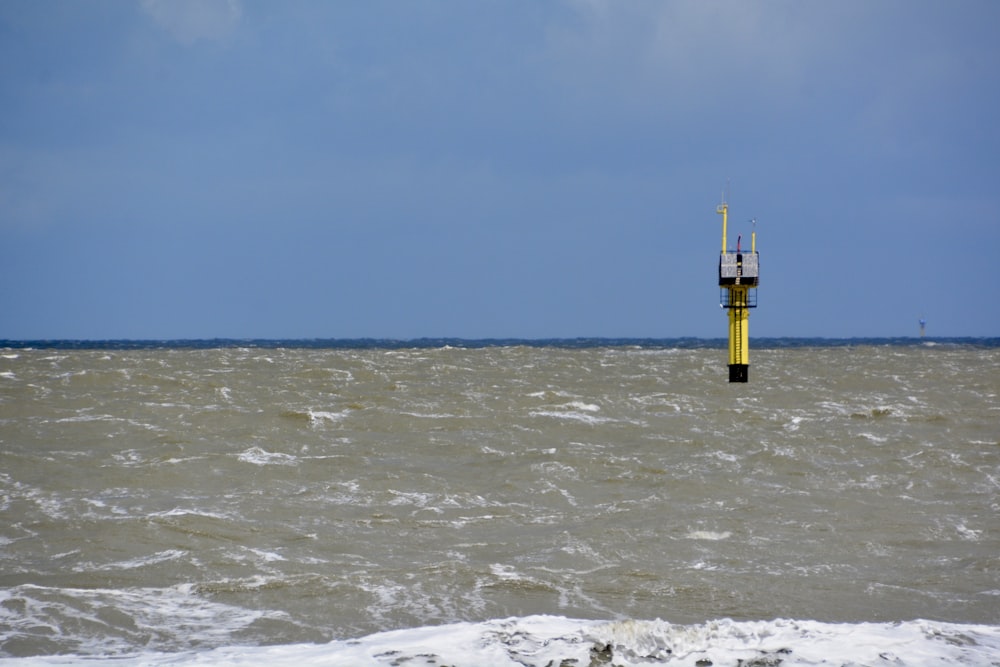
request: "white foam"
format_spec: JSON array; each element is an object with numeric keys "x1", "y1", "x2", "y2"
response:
[
  {"x1": 0, "y1": 583, "x2": 288, "y2": 659},
  {"x1": 690, "y1": 560, "x2": 719, "y2": 571},
  {"x1": 400, "y1": 411, "x2": 460, "y2": 419},
  {"x1": 684, "y1": 530, "x2": 732, "y2": 541},
  {"x1": 489, "y1": 563, "x2": 521, "y2": 580},
  {"x1": 111, "y1": 449, "x2": 145, "y2": 467},
  {"x1": 955, "y1": 521, "x2": 983, "y2": 541},
  {"x1": 149, "y1": 508, "x2": 233, "y2": 521},
  {"x1": 307, "y1": 409, "x2": 348, "y2": 426},
  {"x1": 237, "y1": 446, "x2": 298, "y2": 466},
  {"x1": 7, "y1": 615, "x2": 1000, "y2": 666},
  {"x1": 529, "y1": 408, "x2": 612, "y2": 425},
  {"x1": 54, "y1": 412, "x2": 117, "y2": 424},
  {"x1": 783, "y1": 415, "x2": 804, "y2": 431},
  {"x1": 526, "y1": 390, "x2": 576, "y2": 399},
  {"x1": 89, "y1": 549, "x2": 186, "y2": 572},
  {"x1": 244, "y1": 547, "x2": 287, "y2": 563}
]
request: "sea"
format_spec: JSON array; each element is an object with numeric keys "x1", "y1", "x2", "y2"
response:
[{"x1": 1, "y1": 338, "x2": 998, "y2": 666}]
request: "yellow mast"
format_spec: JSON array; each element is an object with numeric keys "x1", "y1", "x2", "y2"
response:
[{"x1": 717, "y1": 201, "x2": 728, "y2": 254}]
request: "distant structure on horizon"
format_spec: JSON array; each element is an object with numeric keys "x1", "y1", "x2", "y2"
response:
[
  {"x1": 717, "y1": 199, "x2": 759, "y2": 382},
  {"x1": 919, "y1": 317, "x2": 927, "y2": 338}
]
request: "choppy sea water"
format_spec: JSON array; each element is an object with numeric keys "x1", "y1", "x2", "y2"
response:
[{"x1": 1, "y1": 339, "x2": 998, "y2": 666}]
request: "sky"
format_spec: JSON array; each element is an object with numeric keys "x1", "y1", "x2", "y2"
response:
[{"x1": 2, "y1": 0, "x2": 998, "y2": 340}]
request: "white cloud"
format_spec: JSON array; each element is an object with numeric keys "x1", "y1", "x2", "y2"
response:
[
  {"x1": 548, "y1": 1, "x2": 866, "y2": 109},
  {"x1": 141, "y1": 0, "x2": 242, "y2": 45}
]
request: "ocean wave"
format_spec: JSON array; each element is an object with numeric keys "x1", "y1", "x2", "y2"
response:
[
  {"x1": 236, "y1": 446, "x2": 298, "y2": 466},
  {"x1": 684, "y1": 530, "x2": 732, "y2": 541},
  {"x1": 0, "y1": 583, "x2": 289, "y2": 659},
  {"x1": 4, "y1": 615, "x2": 999, "y2": 666},
  {"x1": 279, "y1": 409, "x2": 350, "y2": 428}
]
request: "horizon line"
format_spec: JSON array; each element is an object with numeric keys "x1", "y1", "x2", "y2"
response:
[{"x1": 2, "y1": 336, "x2": 997, "y2": 351}]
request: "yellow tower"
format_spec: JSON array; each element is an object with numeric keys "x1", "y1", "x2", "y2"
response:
[{"x1": 717, "y1": 200, "x2": 759, "y2": 382}]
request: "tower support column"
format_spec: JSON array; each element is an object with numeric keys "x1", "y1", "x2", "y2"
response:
[{"x1": 727, "y1": 286, "x2": 750, "y2": 382}]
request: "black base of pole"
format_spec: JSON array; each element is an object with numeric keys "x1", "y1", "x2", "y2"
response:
[{"x1": 728, "y1": 364, "x2": 749, "y2": 383}]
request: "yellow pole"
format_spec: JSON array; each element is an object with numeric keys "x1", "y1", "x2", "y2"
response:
[
  {"x1": 717, "y1": 203, "x2": 728, "y2": 253},
  {"x1": 727, "y1": 286, "x2": 749, "y2": 371}
]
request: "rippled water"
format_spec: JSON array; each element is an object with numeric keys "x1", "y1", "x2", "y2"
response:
[{"x1": 1, "y1": 342, "x2": 998, "y2": 662}]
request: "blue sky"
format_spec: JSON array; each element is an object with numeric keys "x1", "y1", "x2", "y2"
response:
[{"x1": 2, "y1": 1, "x2": 998, "y2": 339}]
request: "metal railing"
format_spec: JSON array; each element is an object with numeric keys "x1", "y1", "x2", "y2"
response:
[{"x1": 720, "y1": 287, "x2": 758, "y2": 309}]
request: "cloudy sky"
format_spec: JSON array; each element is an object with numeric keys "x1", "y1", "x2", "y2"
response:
[{"x1": 2, "y1": 1, "x2": 998, "y2": 339}]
